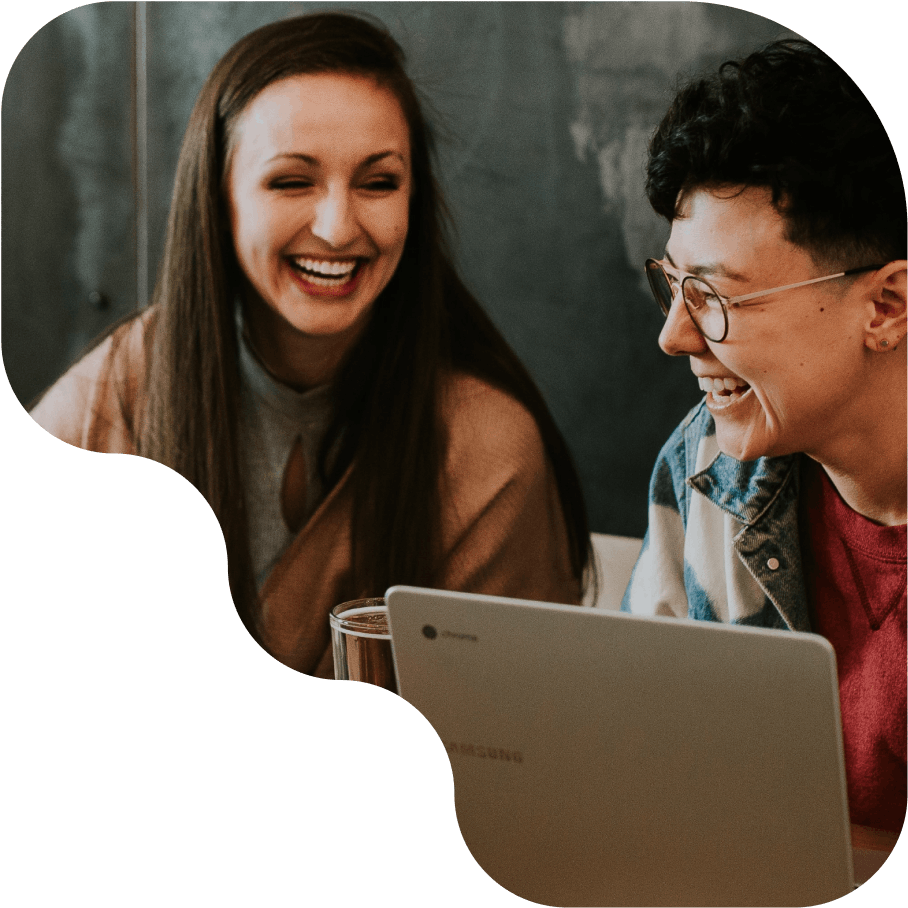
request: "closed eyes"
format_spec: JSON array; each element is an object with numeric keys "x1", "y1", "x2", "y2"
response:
[
  {"x1": 267, "y1": 174, "x2": 402, "y2": 192},
  {"x1": 269, "y1": 177, "x2": 314, "y2": 190},
  {"x1": 361, "y1": 175, "x2": 401, "y2": 191}
]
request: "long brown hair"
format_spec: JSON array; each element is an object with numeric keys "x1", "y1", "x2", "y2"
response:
[{"x1": 138, "y1": 12, "x2": 592, "y2": 635}]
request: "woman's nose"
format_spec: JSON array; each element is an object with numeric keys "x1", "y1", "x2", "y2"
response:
[
  {"x1": 658, "y1": 290, "x2": 709, "y2": 356},
  {"x1": 311, "y1": 188, "x2": 357, "y2": 248}
]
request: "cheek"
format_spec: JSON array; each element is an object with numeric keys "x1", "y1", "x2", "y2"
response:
[
  {"x1": 231, "y1": 201, "x2": 258, "y2": 258},
  {"x1": 749, "y1": 365, "x2": 816, "y2": 429},
  {"x1": 375, "y1": 201, "x2": 410, "y2": 255},
  {"x1": 231, "y1": 215, "x2": 286, "y2": 293},
  {"x1": 230, "y1": 186, "x2": 282, "y2": 250}
]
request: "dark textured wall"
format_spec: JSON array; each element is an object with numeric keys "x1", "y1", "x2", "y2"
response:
[
  {"x1": 2, "y1": 2, "x2": 793, "y2": 536},
  {"x1": 2, "y1": 3, "x2": 136, "y2": 401}
]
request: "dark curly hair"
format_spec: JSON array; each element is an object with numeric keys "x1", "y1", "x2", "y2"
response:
[{"x1": 646, "y1": 40, "x2": 906, "y2": 269}]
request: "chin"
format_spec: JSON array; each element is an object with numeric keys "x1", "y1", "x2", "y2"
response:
[
  {"x1": 713, "y1": 421, "x2": 771, "y2": 463},
  {"x1": 282, "y1": 303, "x2": 368, "y2": 339},
  {"x1": 715, "y1": 428, "x2": 793, "y2": 463},
  {"x1": 716, "y1": 443, "x2": 762, "y2": 463},
  {"x1": 711, "y1": 396, "x2": 797, "y2": 462}
]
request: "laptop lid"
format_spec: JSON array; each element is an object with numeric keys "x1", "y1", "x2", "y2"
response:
[{"x1": 386, "y1": 586, "x2": 854, "y2": 907}]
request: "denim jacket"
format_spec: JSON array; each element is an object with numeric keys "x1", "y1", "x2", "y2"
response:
[{"x1": 622, "y1": 400, "x2": 812, "y2": 632}]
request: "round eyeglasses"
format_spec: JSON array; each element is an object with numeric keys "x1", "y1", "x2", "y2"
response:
[{"x1": 644, "y1": 258, "x2": 885, "y2": 343}]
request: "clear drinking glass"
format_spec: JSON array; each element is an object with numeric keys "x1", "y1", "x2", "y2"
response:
[{"x1": 329, "y1": 598, "x2": 397, "y2": 692}]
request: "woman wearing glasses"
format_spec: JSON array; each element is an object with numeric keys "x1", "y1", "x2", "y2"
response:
[
  {"x1": 624, "y1": 42, "x2": 906, "y2": 837},
  {"x1": 30, "y1": 13, "x2": 590, "y2": 675}
]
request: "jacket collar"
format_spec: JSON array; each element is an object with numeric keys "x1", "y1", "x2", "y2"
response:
[
  {"x1": 688, "y1": 450, "x2": 799, "y2": 526},
  {"x1": 687, "y1": 432, "x2": 808, "y2": 632}
]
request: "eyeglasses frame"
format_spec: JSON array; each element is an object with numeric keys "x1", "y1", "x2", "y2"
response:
[{"x1": 645, "y1": 258, "x2": 885, "y2": 343}]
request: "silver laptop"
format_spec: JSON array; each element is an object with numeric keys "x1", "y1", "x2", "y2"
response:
[{"x1": 386, "y1": 585, "x2": 856, "y2": 907}]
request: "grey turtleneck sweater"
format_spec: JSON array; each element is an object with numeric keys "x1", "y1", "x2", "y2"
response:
[{"x1": 237, "y1": 332, "x2": 334, "y2": 589}]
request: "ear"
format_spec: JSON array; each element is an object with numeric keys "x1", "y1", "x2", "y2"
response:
[{"x1": 864, "y1": 260, "x2": 907, "y2": 353}]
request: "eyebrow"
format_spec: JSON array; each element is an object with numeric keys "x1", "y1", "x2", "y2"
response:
[
  {"x1": 664, "y1": 249, "x2": 750, "y2": 283},
  {"x1": 266, "y1": 150, "x2": 407, "y2": 167}
]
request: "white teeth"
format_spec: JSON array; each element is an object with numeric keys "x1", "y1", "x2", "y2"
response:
[
  {"x1": 293, "y1": 257, "x2": 357, "y2": 277},
  {"x1": 697, "y1": 375, "x2": 750, "y2": 410},
  {"x1": 697, "y1": 375, "x2": 748, "y2": 393},
  {"x1": 708, "y1": 388, "x2": 747, "y2": 410},
  {"x1": 697, "y1": 375, "x2": 751, "y2": 409},
  {"x1": 302, "y1": 272, "x2": 349, "y2": 289}
]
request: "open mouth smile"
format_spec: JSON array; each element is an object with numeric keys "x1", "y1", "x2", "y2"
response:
[
  {"x1": 288, "y1": 256, "x2": 364, "y2": 293},
  {"x1": 698, "y1": 375, "x2": 752, "y2": 410}
]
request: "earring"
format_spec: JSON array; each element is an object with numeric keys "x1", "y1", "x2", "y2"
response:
[{"x1": 881, "y1": 339, "x2": 889, "y2": 348}]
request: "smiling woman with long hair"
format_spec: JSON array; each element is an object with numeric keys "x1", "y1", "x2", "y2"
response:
[{"x1": 31, "y1": 12, "x2": 592, "y2": 675}]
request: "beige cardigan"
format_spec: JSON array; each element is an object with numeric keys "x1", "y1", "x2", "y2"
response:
[{"x1": 31, "y1": 316, "x2": 581, "y2": 675}]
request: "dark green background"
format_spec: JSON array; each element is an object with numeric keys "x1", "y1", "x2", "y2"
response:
[
  {"x1": 0, "y1": 0, "x2": 908, "y2": 908},
  {"x1": 2, "y1": 2, "x2": 793, "y2": 535}
]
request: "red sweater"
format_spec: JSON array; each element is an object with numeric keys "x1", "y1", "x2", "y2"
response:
[{"x1": 799, "y1": 462, "x2": 906, "y2": 834}]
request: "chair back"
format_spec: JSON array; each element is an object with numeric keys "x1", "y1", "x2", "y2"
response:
[{"x1": 584, "y1": 533, "x2": 643, "y2": 609}]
